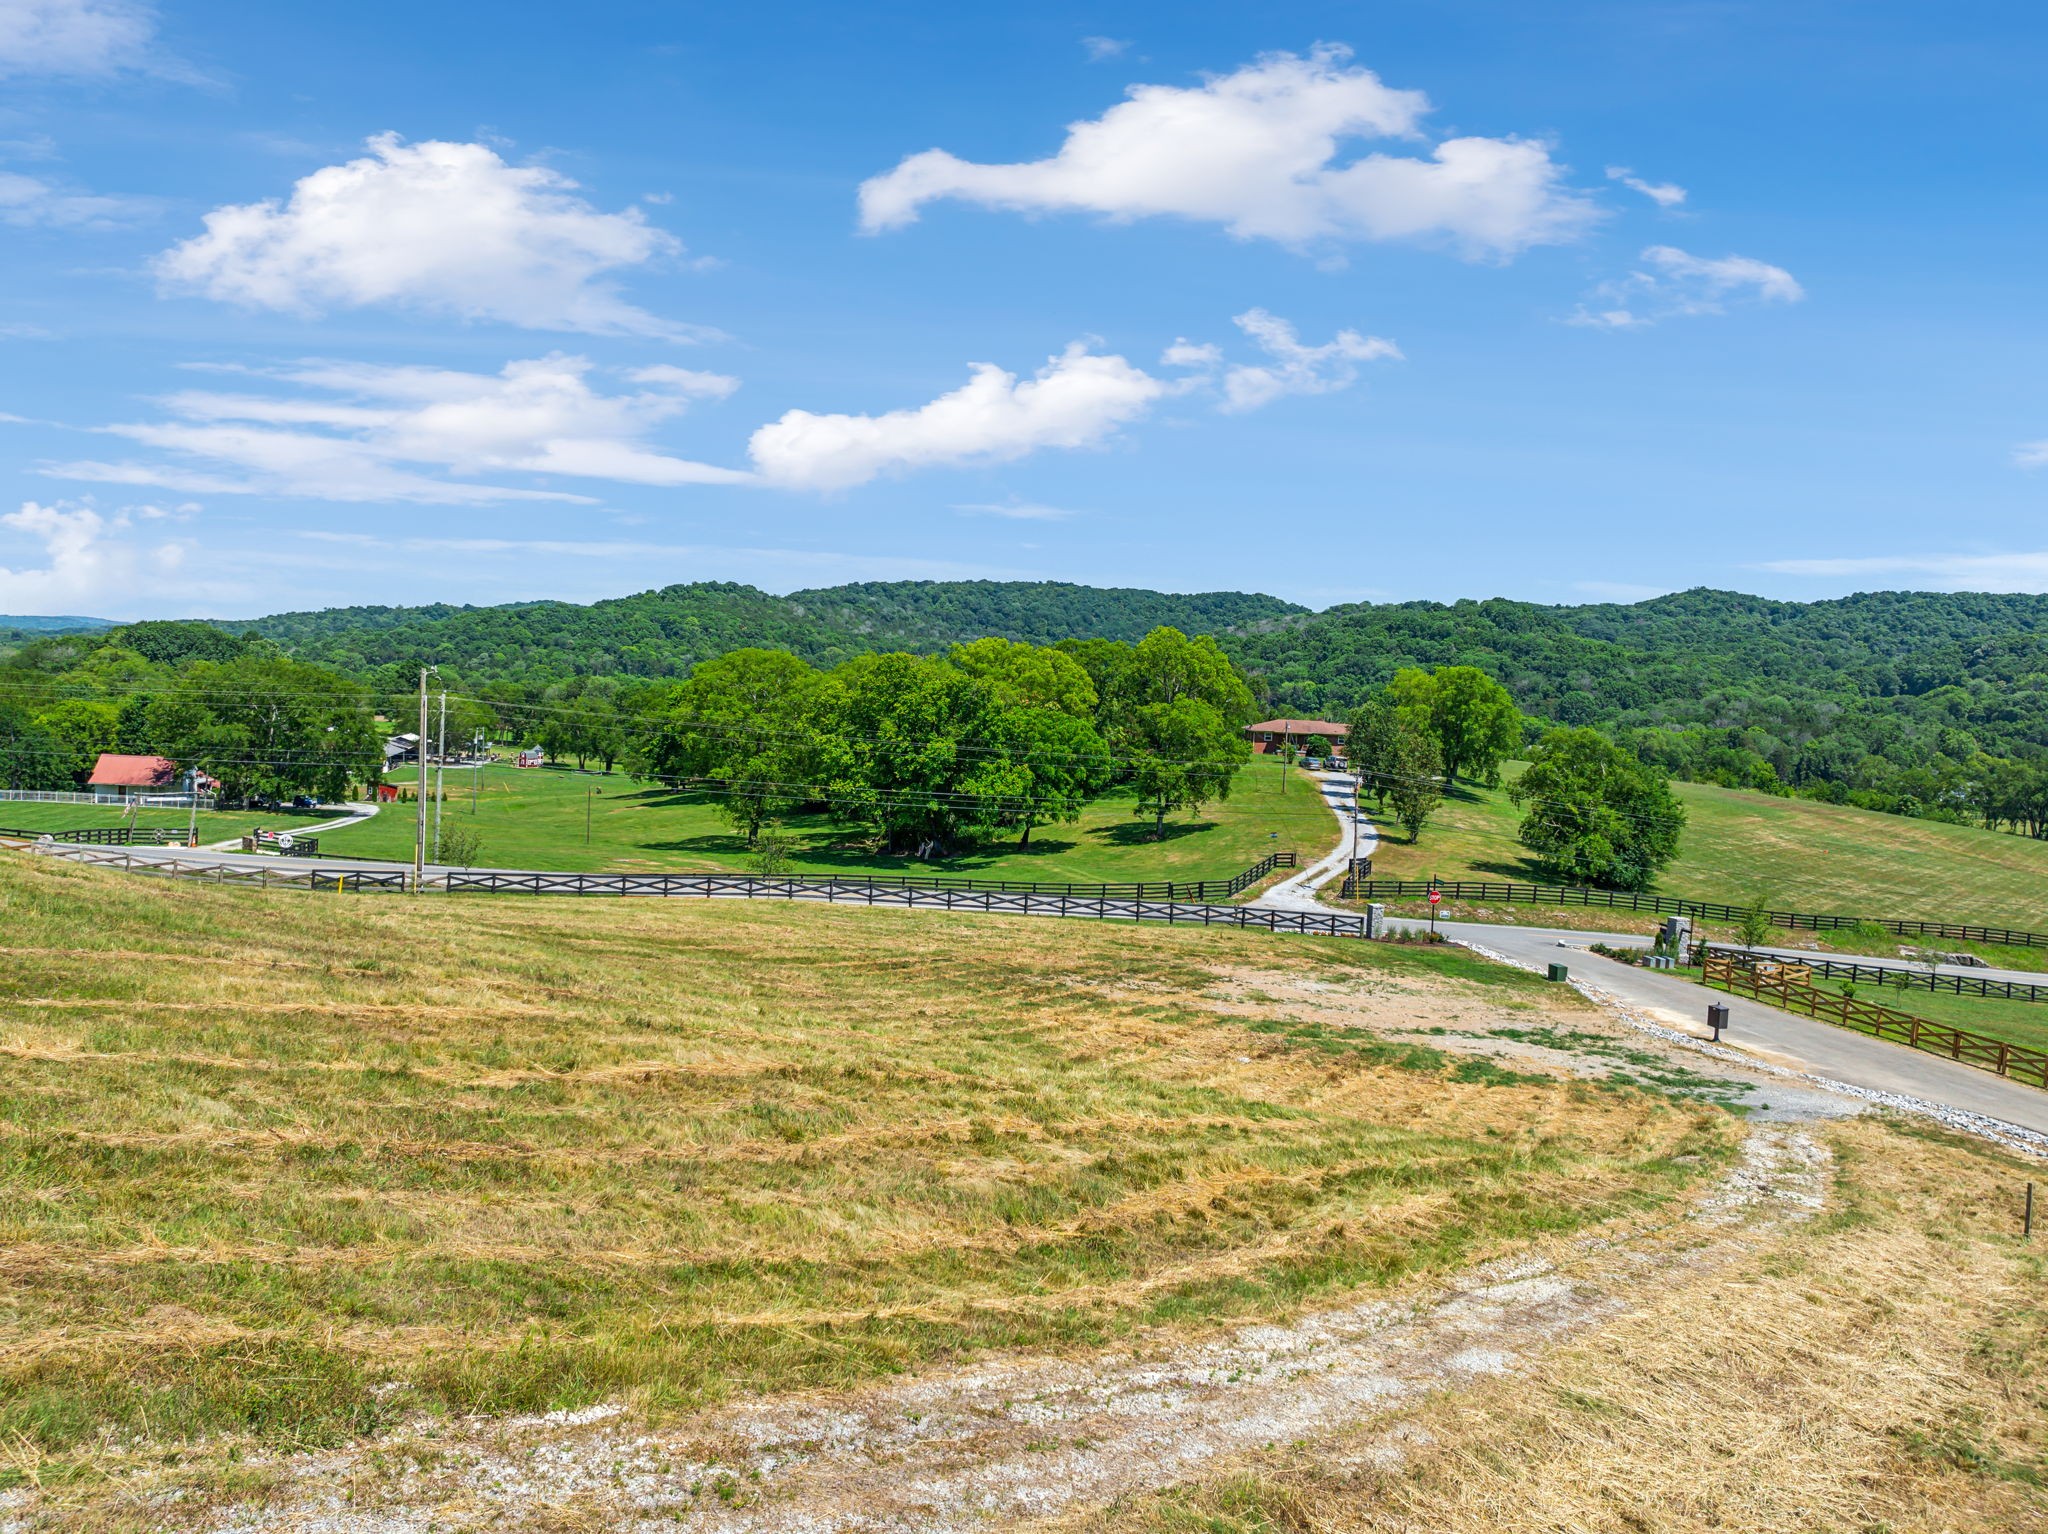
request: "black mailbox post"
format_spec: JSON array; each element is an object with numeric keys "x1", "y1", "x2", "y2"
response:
[{"x1": 1707, "y1": 1002, "x2": 1730, "y2": 1041}]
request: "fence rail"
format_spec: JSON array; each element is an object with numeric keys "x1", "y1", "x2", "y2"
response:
[
  {"x1": 331, "y1": 849, "x2": 1300, "y2": 904},
  {"x1": 0, "y1": 789, "x2": 215, "y2": 808},
  {"x1": 1702, "y1": 953, "x2": 2048, "y2": 1090},
  {"x1": 27, "y1": 844, "x2": 1365, "y2": 938},
  {"x1": 1342, "y1": 877, "x2": 2048, "y2": 951},
  {"x1": 1699, "y1": 943, "x2": 2048, "y2": 1004},
  {"x1": 0, "y1": 826, "x2": 179, "y2": 846},
  {"x1": 29, "y1": 847, "x2": 408, "y2": 892}
]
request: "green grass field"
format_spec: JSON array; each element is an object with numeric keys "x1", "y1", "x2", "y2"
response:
[
  {"x1": 318, "y1": 757, "x2": 1338, "y2": 881},
  {"x1": 0, "y1": 801, "x2": 329, "y2": 844},
  {"x1": 1365, "y1": 765, "x2": 2048, "y2": 932},
  {"x1": 0, "y1": 847, "x2": 1721, "y2": 1516}
]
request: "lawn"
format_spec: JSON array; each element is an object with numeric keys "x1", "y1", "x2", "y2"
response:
[
  {"x1": 317, "y1": 756, "x2": 1339, "y2": 881},
  {"x1": 1364, "y1": 764, "x2": 2048, "y2": 932},
  {"x1": 0, "y1": 848, "x2": 1722, "y2": 1512},
  {"x1": 0, "y1": 801, "x2": 330, "y2": 844}
]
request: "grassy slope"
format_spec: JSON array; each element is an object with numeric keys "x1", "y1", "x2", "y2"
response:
[
  {"x1": 0, "y1": 848, "x2": 1717, "y2": 1495},
  {"x1": 1070, "y1": 1115, "x2": 2048, "y2": 1532},
  {"x1": 318, "y1": 757, "x2": 1337, "y2": 880},
  {"x1": 1367, "y1": 764, "x2": 2048, "y2": 930}
]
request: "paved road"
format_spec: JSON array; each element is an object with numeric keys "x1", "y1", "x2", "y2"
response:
[
  {"x1": 1431, "y1": 916, "x2": 2048, "y2": 1134},
  {"x1": 199, "y1": 801, "x2": 378, "y2": 852}
]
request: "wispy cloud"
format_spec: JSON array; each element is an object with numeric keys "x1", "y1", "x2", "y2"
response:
[
  {"x1": 1604, "y1": 165, "x2": 1686, "y2": 208},
  {"x1": 1572, "y1": 579, "x2": 1672, "y2": 602},
  {"x1": 1080, "y1": 36, "x2": 1128, "y2": 61},
  {"x1": 1571, "y1": 244, "x2": 1803, "y2": 329},
  {"x1": 1751, "y1": 550, "x2": 2048, "y2": 592},
  {"x1": 952, "y1": 500, "x2": 1079, "y2": 520}
]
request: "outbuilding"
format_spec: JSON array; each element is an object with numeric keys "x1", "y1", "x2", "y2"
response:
[{"x1": 86, "y1": 753, "x2": 182, "y2": 800}]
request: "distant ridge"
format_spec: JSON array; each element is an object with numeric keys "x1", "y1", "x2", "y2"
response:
[
  {"x1": 0, "y1": 614, "x2": 115, "y2": 633},
  {"x1": 233, "y1": 580, "x2": 1306, "y2": 682}
]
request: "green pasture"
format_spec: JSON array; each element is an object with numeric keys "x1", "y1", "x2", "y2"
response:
[
  {"x1": 1365, "y1": 764, "x2": 2048, "y2": 933},
  {"x1": 0, "y1": 801, "x2": 328, "y2": 844},
  {"x1": 317, "y1": 757, "x2": 1337, "y2": 880}
]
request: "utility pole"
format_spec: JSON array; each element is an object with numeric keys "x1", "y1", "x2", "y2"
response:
[
  {"x1": 586, "y1": 786, "x2": 593, "y2": 846},
  {"x1": 433, "y1": 689, "x2": 447, "y2": 859},
  {"x1": 471, "y1": 729, "x2": 483, "y2": 815},
  {"x1": 413, "y1": 667, "x2": 430, "y2": 894},
  {"x1": 185, "y1": 767, "x2": 199, "y2": 848}
]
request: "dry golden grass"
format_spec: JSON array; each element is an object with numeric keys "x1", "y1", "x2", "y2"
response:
[
  {"x1": 0, "y1": 847, "x2": 1723, "y2": 1515},
  {"x1": 1054, "y1": 1116, "x2": 2048, "y2": 1533}
]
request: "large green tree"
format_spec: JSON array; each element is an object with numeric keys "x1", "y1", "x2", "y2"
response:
[
  {"x1": 1129, "y1": 697, "x2": 1249, "y2": 838},
  {"x1": 947, "y1": 637, "x2": 1098, "y2": 718},
  {"x1": 815, "y1": 653, "x2": 1018, "y2": 858},
  {"x1": 0, "y1": 703, "x2": 72, "y2": 791},
  {"x1": 1345, "y1": 698, "x2": 1404, "y2": 810},
  {"x1": 633, "y1": 649, "x2": 824, "y2": 843},
  {"x1": 1386, "y1": 725, "x2": 1444, "y2": 844},
  {"x1": 1387, "y1": 665, "x2": 1521, "y2": 785},
  {"x1": 1511, "y1": 726, "x2": 1686, "y2": 890}
]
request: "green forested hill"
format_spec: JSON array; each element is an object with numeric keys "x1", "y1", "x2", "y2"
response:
[
  {"x1": 783, "y1": 580, "x2": 1305, "y2": 648},
  {"x1": 242, "y1": 580, "x2": 1304, "y2": 683},
  {"x1": 1227, "y1": 588, "x2": 2048, "y2": 808}
]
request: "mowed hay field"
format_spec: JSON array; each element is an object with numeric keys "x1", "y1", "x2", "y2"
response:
[
  {"x1": 0, "y1": 849, "x2": 1718, "y2": 1521},
  {"x1": 315, "y1": 757, "x2": 1336, "y2": 881},
  {"x1": 1367, "y1": 765, "x2": 2048, "y2": 930}
]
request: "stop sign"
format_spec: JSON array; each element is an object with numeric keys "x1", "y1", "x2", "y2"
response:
[{"x1": 1428, "y1": 889, "x2": 1442, "y2": 906}]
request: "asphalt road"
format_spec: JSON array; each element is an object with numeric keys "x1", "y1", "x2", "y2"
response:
[{"x1": 1440, "y1": 916, "x2": 2048, "y2": 1135}]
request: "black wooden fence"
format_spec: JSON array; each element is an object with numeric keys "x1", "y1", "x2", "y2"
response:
[
  {"x1": 1341, "y1": 876, "x2": 2048, "y2": 951},
  {"x1": 32, "y1": 844, "x2": 1362, "y2": 936},
  {"x1": 0, "y1": 826, "x2": 178, "y2": 846},
  {"x1": 1698, "y1": 943, "x2": 2048, "y2": 1004},
  {"x1": 440, "y1": 868, "x2": 1367, "y2": 937},
  {"x1": 337, "y1": 849, "x2": 1299, "y2": 903}
]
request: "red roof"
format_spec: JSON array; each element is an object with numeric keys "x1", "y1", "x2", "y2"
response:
[
  {"x1": 87, "y1": 753, "x2": 180, "y2": 788},
  {"x1": 1246, "y1": 719, "x2": 1350, "y2": 735}
]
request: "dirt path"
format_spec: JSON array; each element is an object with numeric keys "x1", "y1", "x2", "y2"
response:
[{"x1": 203, "y1": 1128, "x2": 1828, "y2": 1533}]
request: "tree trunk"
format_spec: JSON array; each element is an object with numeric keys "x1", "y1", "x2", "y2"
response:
[{"x1": 1019, "y1": 820, "x2": 1033, "y2": 849}]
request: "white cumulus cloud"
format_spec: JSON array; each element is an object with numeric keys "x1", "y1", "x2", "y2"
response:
[
  {"x1": 48, "y1": 355, "x2": 749, "y2": 505},
  {"x1": 1571, "y1": 244, "x2": 1804, "y2": 329},
  {"x1": 0, "y1": 498, "x2": 239, "y2": 611},
  {"x1": 1604, "y1": 165, "x2": 1686, "y2": 208},
  {"x1": 858, "y1": 45, "x2": 1595, "y2": 257},
  {"x1": 0, "y1": 0, "x2": 157, "y2": 77},
  {"x1": 748, "y1": 343, "x2": 1167, "y2": 491},
  {"x1": 155, "y1": 134, "x2": 700, "y2": 337}
]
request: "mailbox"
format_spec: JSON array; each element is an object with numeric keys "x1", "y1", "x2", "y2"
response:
[{"x1": 1707, "y1": 1002, "x2": 1730, "y2": 1041}]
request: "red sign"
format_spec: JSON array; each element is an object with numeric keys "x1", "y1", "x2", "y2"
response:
[{"x1": 1428, "y1": 889, "x2": 1442, "y2": 906}]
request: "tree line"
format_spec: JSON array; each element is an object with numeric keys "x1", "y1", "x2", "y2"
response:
[{"x1": 0, "y1": 622, "x2": 1264, "y2": 860}]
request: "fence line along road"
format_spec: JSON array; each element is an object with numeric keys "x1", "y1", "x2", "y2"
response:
[
  {"x1": 1699, "y1": 942, "x2": 2048, "y2": 1004},
  {"x1": 0, "y1": 825, "x2": 183, "y2": 846},
  {"x1": 23, "y1": 844, "x2": 1372, "y2": 940},
  {"x1": 1702, "y1": 952, "x2": 2048, "y2": 1091},
  {"x1": 1345, "y1": 876, "x2": 2048, "y2": 951},
  {"x1": 211, "y1": 848, "x2": 1302, "y2": 904}
]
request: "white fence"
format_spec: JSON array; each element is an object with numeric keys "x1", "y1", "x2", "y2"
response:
[{"x1": 0, "y1": 788, "x2": 216, "y2": 808}]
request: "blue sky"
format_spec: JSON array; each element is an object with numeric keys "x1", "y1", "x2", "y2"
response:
[{"x1": 3, "y1": 0, "x2": 2047, "y2": 619}]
